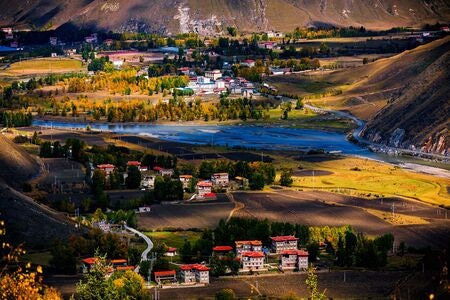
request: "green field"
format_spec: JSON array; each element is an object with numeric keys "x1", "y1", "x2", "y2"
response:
[
  {"x1": 145, "y1": 231, "x2": 202, "y2": 249},
  {"x1": 290, "y1": 156, "x2": 450, "y2": 206}
]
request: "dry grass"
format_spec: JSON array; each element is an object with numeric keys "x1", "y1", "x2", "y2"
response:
[
  {"x1": 365, "y1": 208, "x2": 429, "y2": 226},
  {"x1": 292, "y1": 156, "x2": 450, "y2": 206},
  {"x1": 0, "y1": 58, "x2": 83, "y2": 76}
]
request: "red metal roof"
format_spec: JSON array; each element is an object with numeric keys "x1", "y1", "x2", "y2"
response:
[
  {"x1": 153, "y1": 166, "x2": 162, "y2": 171},
  {"x1": 167, "y1": 247, "x2": 177, "y2": 252},
  {"x1": 236, "y1": 240, "x2": 262, "y2": 246},
  {"x1": 82, "y1": 257, "x2": 97, "y2": 265},
  {"x1": 281, "y1": 250, "x2": 309, "y2": 256},
  {"x1": 97, "y1": 164, "x2": 115, "y2": 169},
  {"x1": 197, "y1": 181, "x2": 212, "y2": 187},
  {"x1": 213, "y1": 246, "x2": 233, "y2": 252},
  {"x1": 111, "y1": 259, "x2": 127, "y2": 264},
  {"x1": 242, "y1": 251, "x2": 264, "y2": 258},
  {"x1": 127, "y1": 161, "x2": 141, "y2": 166},
  {"x1": 154, "y1": 270, "x2": 176, "y2": 277},
  {"x1": 116, "y1": 266, "x2": 135, "y2": 271},
  {"x1": 180, "y1": 264, "x2": 210, "y2": 271},
  {"x1": 204, "y1": 192, "x2": 216, "y2": 197},
  {"x1": 270, "y1": 236, "x2": 298, "y2": 242}
]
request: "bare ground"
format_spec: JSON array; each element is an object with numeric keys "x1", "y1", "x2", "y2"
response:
[{"x1": 233, "y1": 189, "x2": 450, "y2": 249}]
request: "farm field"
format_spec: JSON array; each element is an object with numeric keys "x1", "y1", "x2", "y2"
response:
[
  {"x1": 145, "y1": 231, "x2": 202, "y2": 249},
  {"x1": 290, "y1": 156, "x2": 450, "y2": 206},
  {"x1": 137, "y1": 200, "x2": 234, "y2": 230},
  {"x1": 159, "y1": 270, "x2": 423, "y2": 299},
  {"x1": 0, "y1": 58, "x2": 84, "y2": 76},
  {"x1": 233, "y1": 189, "x2": 450, "y2": 249}
]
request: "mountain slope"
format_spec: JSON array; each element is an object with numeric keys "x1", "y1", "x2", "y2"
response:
[
  {"x1": 0, "y1": 134, "x2": 77, "y2": 247},
  {"x1": 360, "y1": 36, "x2": 450, "y2": 154},
  {"x1": 1, "y1": 0, "x2": 449, "y2": 33}
]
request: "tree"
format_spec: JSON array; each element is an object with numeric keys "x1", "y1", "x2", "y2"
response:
[
  {"x1": 92, "y1": 169, "x2": 106, "y2": 198},
  {"x1": 227, "y1": 27, "x2": 237, "y2": 37},
  {"x1": 139, "y1": 260, "x2": 150, "y2": 279},
  {"x1": 249, "y1": 172, "x2": 265, "y2": 190},
  {"x1": 0, "y1": 219, "x2": 62, "y2": 299},
  {"x1": 305, "y1": 266, "x2": 327, "y2": 300},
  {"x1": 362, "y1": 57, "x2": 369, "y2": 64},
  {"x1": 50, "y1": 240, "x2": 77, "y2": 274},
  {"x1": 280, "y1": 168, "x2": 293, "y2": 186},
  {"x1": 76, "y1": 253, "x2": 119, "y2": 299},
  {"x1": 179, "y1": 240, "x2": 193, "y2": 263},
  {"x1": 215, "y1": 289, "x2": 237, "y2": 300},
  {"x1": 126, "y1": 166, "x2": 141, "y2": 189}
]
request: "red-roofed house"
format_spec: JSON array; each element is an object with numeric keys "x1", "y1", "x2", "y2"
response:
[
  {"x1": 81, "y1": 257, "x2": 97, "y2": 272},
  {"x1": 196, "y1": 181, "x2": 212, "y2": 197},
  {"x1": 154, "y1": 270, "x2": 177, "y2": 284},
  {"x1": 240, "y1": 251, "x2": 265, "y2": 271},
  {"x1": 280, "y1": 250, "x2": 309, "y2": 271},
  {"x1": 235, "y1": 240, "x2": 262, "y2": 257},
  {"x1": 164, "y1": 247, "x2": 177, "y2": 257},
  {"x1": 179, "y1": 264, "x2": 210, "y2": 283},
  {"x1": 211, "y1": 173, "x2": 229, "y2": 186},
  {"x1": 179, "y1": 174, "x2": 193, "y2": 189},
  {"x1": 97, "y1": 164, "x2": 115, "y2": 174},
  {"x1": 270, "y1": 236, "x2": 299, "y2": 253},
  {"x1": 127, "y1": 161, "x2": 148, "y2": 172}
]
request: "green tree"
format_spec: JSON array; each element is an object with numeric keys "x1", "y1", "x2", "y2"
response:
[
  {"x1": 280, "y1": 168, "x2": 293, "y2": 186},
  {"x1": 305, "y1": 266, "x2": 327, "y2": 300},
  {"x1": 126, "y1": 166, "x2": 141, "y2": 189},
  {"x1": 215, "y1": 289, "x2": 237, "y2": 300},
  {"x1": 179, "y1": 240, "x2": 193, "y2": 263},
  {"x1": 249, "y1": 172, "x2": 265, "y2": 190},
  {"x1": 92, "y1": 169, "x2": 106, "y2": 198},
  {"x1": 50, "y1": 240, "x2": 77, "y2": 274}
]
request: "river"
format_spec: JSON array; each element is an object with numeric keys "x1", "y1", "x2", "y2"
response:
[
  {"x1": 32, "y1": 119, "x2": 376, "y2": 156},
  {"x1": 32, "y1": 119, "x2": 450, "y2": 177}
]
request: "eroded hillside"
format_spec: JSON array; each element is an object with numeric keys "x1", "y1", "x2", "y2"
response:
[{"x1": 1, "y1": 0, "x2": 449, "y2": 33}]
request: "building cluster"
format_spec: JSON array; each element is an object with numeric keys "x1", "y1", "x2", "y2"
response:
[
  {"x1": 184, "y1": 69, "x2": 257, "y2": 97},
  {"x1": 95, "y1": 161, "x2": 234, "y2": 199},
  {"x1": 81, "y1": 257, "x2": 134, "y2": 273},
  {"x1": 212, "y1": 235, "x2": 309, "y2": 273}
]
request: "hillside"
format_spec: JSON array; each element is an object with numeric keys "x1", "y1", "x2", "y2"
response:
[
  {"x1": 360, "y1": 38, "x2": 450, "y2": 154},
  {"x1": 0, "y1": 134, "x2": 77, "y2": 247},
  {"x1": 1, "y1": 0, "x2": 449, "y2": 33},
  {"x1": 0, "y1": 133, "x2": 40, "y2": 188}
]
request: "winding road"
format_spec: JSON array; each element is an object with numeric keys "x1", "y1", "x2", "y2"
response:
[{"x1": 124, "y1": 225, "x2": 153, "y2": 262}]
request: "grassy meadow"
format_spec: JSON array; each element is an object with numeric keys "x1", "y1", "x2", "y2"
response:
[
  {"x1": 145, "y1": 230, "x2": 202, "y2": 249},
  {"x1": 276, "y1": 155, "x2": 449, "y2": 206}
]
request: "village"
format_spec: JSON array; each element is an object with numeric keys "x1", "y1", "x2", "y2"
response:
[{"x1": 80, "y1": 234, "x2": 309, "y2": 289}]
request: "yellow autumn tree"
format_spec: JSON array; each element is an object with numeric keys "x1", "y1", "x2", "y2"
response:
[{"x1": 0, "y1": 219, "x2": 62, "y2": 300}]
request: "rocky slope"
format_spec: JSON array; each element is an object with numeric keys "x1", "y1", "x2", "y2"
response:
[
  {"x1": 1, "y1": 0, "x2": 449, "y2": 33},
  {"x1": 360, "y1": 36, "x2": 450, "y2": 155}
]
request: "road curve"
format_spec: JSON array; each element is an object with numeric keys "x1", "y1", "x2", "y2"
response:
[{"x1": 124, "y1": 225, "x2": 153, "y2": 261}]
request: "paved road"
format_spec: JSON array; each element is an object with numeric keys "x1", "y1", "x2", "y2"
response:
[{"x1": 124, "y1": 225, "x2": 153, "y2": 261}]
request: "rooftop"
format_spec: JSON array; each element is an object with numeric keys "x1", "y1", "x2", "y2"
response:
[
  {"x1": 154, "y1": 270, "x2": 176, "y2": 277},
  {"x1": 242, "y1": 251, "x2": 264, "y2": 258},
  {"x1": 281, "y1": 250, "x2": 309, "y2": 256},
  {"x1": 236, "y1": 240, "x2": 262, "y2": 246},
  {"x1": 179, "y1": 264, "x2": 210, "y2": 271},
  {"x1": 213, "y1": 246, "x2": 233, "y2": 252},
  {"x1": 271, "y1": 236, "x2": 299, "y2": 242}
]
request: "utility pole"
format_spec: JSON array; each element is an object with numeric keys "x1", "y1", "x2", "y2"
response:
[{"x1": 392, "y1": 201, "x2": 395, "y2": 220}]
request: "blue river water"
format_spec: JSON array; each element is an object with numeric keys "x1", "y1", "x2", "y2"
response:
[{"x1": 33, "y1": 120, "x2": 378, "y2": 158}]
